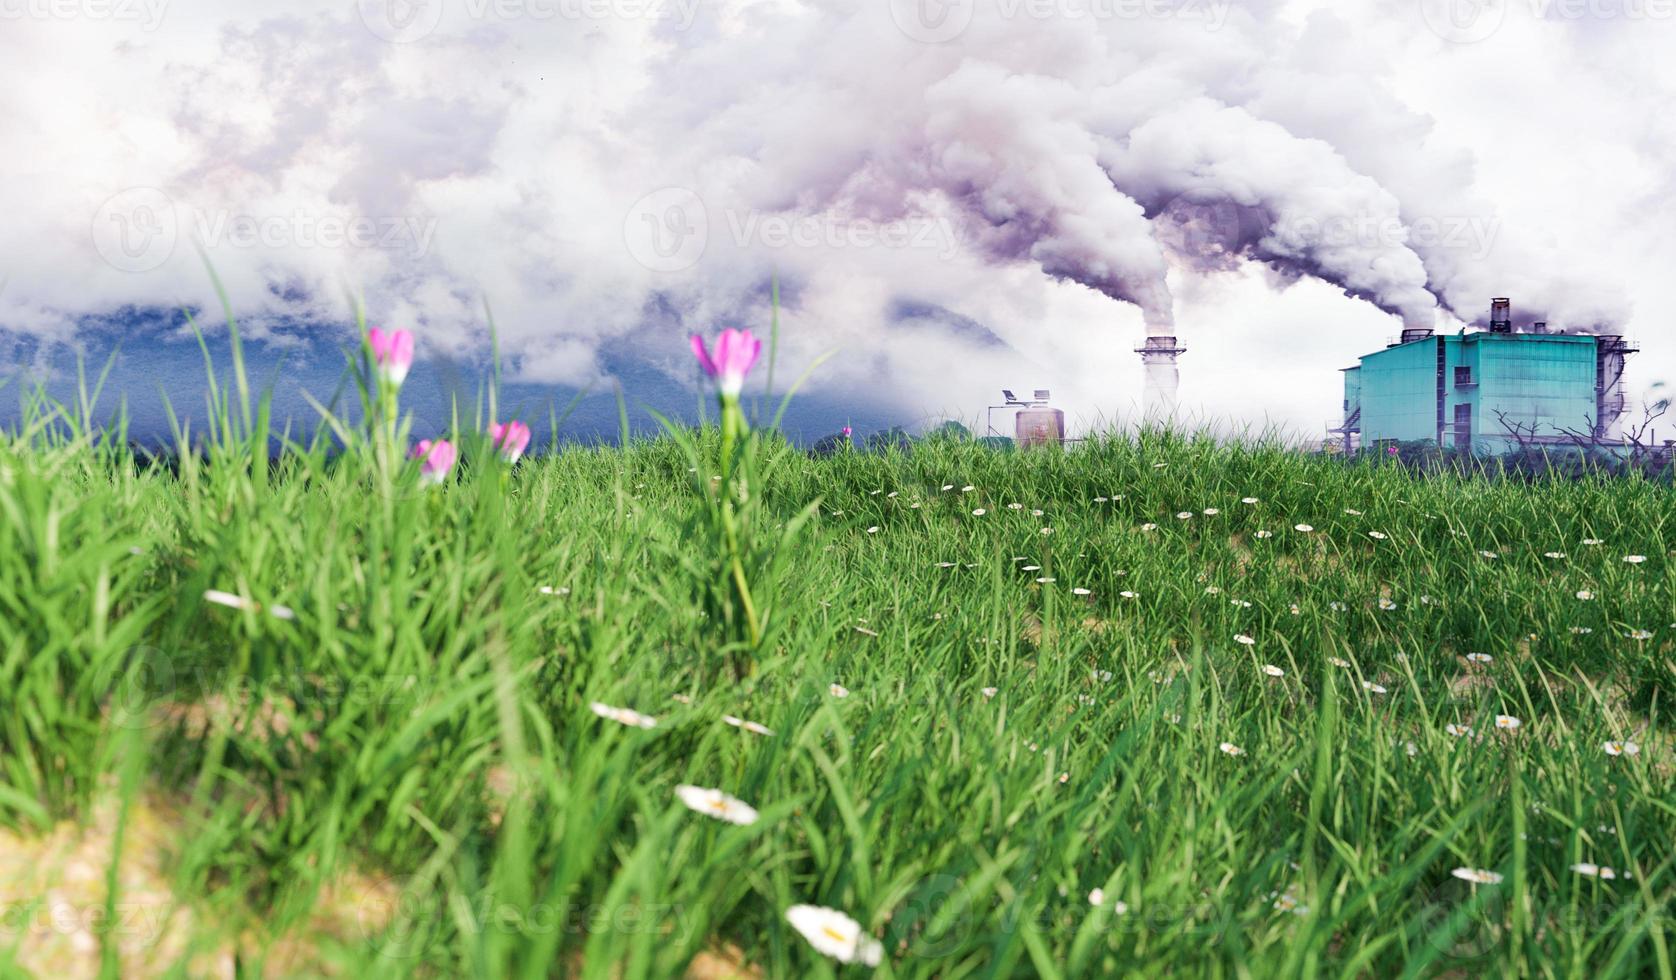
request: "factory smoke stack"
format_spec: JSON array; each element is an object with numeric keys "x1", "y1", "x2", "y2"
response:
[
  {"x1": 1490, "y1": 297, "x2": 1512, "y2": 333},
  {"x1": 1136, "y1": 334, "x2": 1187, "y2": 419}
]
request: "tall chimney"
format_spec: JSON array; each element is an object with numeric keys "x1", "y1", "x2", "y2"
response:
[
  {"x1": 1490, "y1": 297, "x2": 1512, "y2": 333},
  {"x1": 1135, "y1": 335, "x2": 1186, "y2": 419}
]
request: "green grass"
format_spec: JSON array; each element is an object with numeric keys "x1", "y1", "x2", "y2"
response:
[{"x1": 1, "y1": 374, "x2": 1673, "y2": 977}]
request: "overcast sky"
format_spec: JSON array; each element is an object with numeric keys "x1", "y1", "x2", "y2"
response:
[{"x1": 2, "y1": 0, "x2": 1673, "y2": 437}]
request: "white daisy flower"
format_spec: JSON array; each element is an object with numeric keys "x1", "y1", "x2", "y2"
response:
[
  {"x1": 1446, "y1": 723, "x2": 1473, "y2": 737},
  {"x1": 1345, "y1": 508, "x2": 1363, "y2": 515},
  {"x1": 829, "y1": 683, "x2": 850, "y2": 698},
  {"x1": 1294, "y1": 524, "x2": 1314, "y2": 533},
  {"x1": 1544, "y1": 552, "x2": 1566, "y2": 559},
  {"x1": 671, "y1": 693, "x2": 694, "y2": 704},
  {"x1": 1494, "y1": 715, "x2": 1521, "y2": 731},
  {"x1": 1202, "y1": 508, "x2": 1219, "y2": 516},
  {"x1": 1255, "y1": 530, "x2": 1274, "y2": 539},
  {"x1": 1628, "y1": 629, "x2": 1655, "y2": 641},
  {"x1": 1140, "y1": 523, "x2": 1159, "y2": 532},
  {"x1": 1603, "y1": 740, "x2": 1640, "y2": 756},
  {"x1": 1152, "y1": 462, "x2": 1167, "y2": 469},
  {"x1": 1329, "y1": 601, "x2": 1346, "y2": 611},
  {"x1": 866, "y1": 526, "x2": 880, "y2": 534},
  {"x1": 1032, "y1": 509, "x2": 1044, "y2": 516},
  {"x1": 1008, "y1": 502, "x2": 1023, "y2": 510},
  {"x1": 675, "y1": 785, "x2": 759, "y2": 825},
  {"x1": 1368, "y1": 531, "x2": 1387, "y2": 540},
  {"x1": 981, "y1": 687, "x2": 999, "y2": 699},
  {"x1": 1176, "y1": 511, "x2": 1193, "y2": 520},
  {"x1": 1420, "y1": 595, "x2": 1437, "y2": 605},
  {"x1": 722, "y1": 715, "x2": 774, "y2": 736},
  {"x1": 971, "y1": 508, "x2": 987, "y2": 516},
  {"x1": 1120, "y1": 590, "x2": 1138, "y2": 598},
  {"x1": 1466, "y1": 652, "x2": 1493, "y2": 664},
  {"x1": 1576, "y1": 590, "x2": 1595, "y2": 601},
  {"x1": 537, "y1": 585, "x2": 572, "y2": 596},
  {"x1": 1261, "y1": 664, "x2": 1284, "y2": 677},
  {"x1": 1093, "y1": 669, "x2": 1114, "y2": 683},
  {"x1": 941, "y1": 484, "x2": 954, "y2": 491},
  {"x1": 1328, "y1": 657, "x2": 1351, "y2": 668},
  {"x1": 1378, "y1": 598, "x2": 1398, "y2": 611},
  {"x1": 1582, "y1": 538, "x2": 1603, "y2": 545},
  {"x1": 1235, "y1": 634, "x2": 1256, "y2": 646},
  {"x1": 1571, "y1": 863, "x2": 1617, "y2": 879},
  {"x1": 1219, "y1": 742, "x2": 1244, "y2": 756},
  {"x1": 590, "y1": 702, "x2": 657, "y2": 729},
  {"x1": 1040, "y1": 527, "x2": 1055, "y2": 536},
  {"x1": 1289, "y1": 604, "x2": 1301, "y2": 616},
  {"x1": 1452, "y1": 868, "x2": 1503, "y2": 885},
  {"x1": 785, "y1": 905, "x2": 883, "y2": 966},
  {"x1": 1093, "y1": 496, "x2": 1107, "y2": 504},
  {"x1": 1479, "y1": 550, "x2": 1498, "y2": 559},
  {"x1": 1241, "y1": 497, "x2": 1259, "y2": 504},
  {"x1": 1570, "y1": 626, "x2": 1593, "y2": 635},
  {"x1": 1204, "y1": 586, "x2": 1222, "y2": 595},
  {"x1": 1624, "y1": 555, "x2": 1647, "y2": 564},
  {"x1": 1363, "y1": 681, "x2": 1388, "y2": 694},
  {"x1": 961, "y1": 485, "x2": 975, "y2": 492},
  {"x1": 1022, "y1": 564, "x2": 1041, "y2": 572},
  {"x1": 1072, "y1": 588, "x2": 1092, "y2": 596}
]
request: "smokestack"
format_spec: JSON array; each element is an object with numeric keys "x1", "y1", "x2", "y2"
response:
[
  {"x1": 1533, "y1": 320, "x2": 1547, "y2": 334},
  {"x1": 1490, "y1": 297, "x2": 1512, "y2": 333},
  {"x1": 1135, "y1": 334, "x2": 1186, "y2": 418}
]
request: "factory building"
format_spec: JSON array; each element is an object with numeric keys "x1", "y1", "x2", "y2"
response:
[{"x1": 1332, "y1": 298, "x2": 1636, "y2": 455}]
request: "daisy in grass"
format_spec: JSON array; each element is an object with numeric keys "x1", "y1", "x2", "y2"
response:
[
  {"x1": 1093, "y1": 497, "x2": 1107, "y2": 503},
  {"x1": 1494, "y1": 715, "x2": 1522, "y2": 731},
  {"x1": 941, "y1": 484, "x2": 953, "y2": 491},
  {"x1": 1008, "y1": 502, "x2": 1023, "y2": 509},
  {"x1": 1329, "y1": 601, "x2": 1346, "y2": 611},
  {"x1": 1072, "y1": 588, "x2": 1092, "y2": 596},
  {"x1": 1035, "y1": 576, "x2": 1056, "y2": 584},
  {"x1": 1446, "y1": 723, "x2": 1473, "y2": 737},
  {"x1": 722, "y1": 715, "x2": 774, "y2": 736},
  {"x1": 1624, "y1": 555, "x2": 1647, "y2": 564},
  {"x1": 1140, "y1": 523, "x2": 1159, "y2": 532},
  {"x1": 1378, "y1": 598, "x2": 1398, "y2": 611},
  {"x1": 1176, "y1": 511, "x2": 1193, "y2": 520},
  {"x1": 1452, "y1": 868, "x2": 1503, "y2": 885},
  {"x1": 961, "y1": 485, "x2": 975, "y2": 492},
  {"x1": 1583, "y1": 538, "x2": 1604, "y2": 545},
  {"x1": 981, "y1": 687, "x2": 999, "y2": 699},
  {"x1": 1466, "y1": 652, "x2": 1493, "y2": 664},
  {"x1": 1545, "y1": 551, "x2": 1566, "y2": 559},
  {"x1": 1576, "y1": 590, "x2": 1595, "y2": 601},
  {"x1": 1294, "y1": 524, "x2": 1314, "y2": 533},
  {"x1": 1093, "y1": 669, "x2": 1114, "y2": 683},
  {"x1": 1328, "y1": 657, "x2": 1351, "y2": 668},
  {"x1": 1363, "y1": 681, "x2": 1388, "y2": 694},
  {"x1": 1570, "y1": 626, "x2": 1594, "y2": 635},
  {"x1": 785, "y1": 905, "x2": 883, "y2": 967},
  {"x1": 1289, "y1": 604, "x2": 1301, "y2": 616},
  {"x1": 1241, "y1": 497, "x2": 1259, "y2": 504},
  {"x1": 1628, "y1": 629, "x2": 1655, "y2": 641},
  {"x1": 1368, "y1": 531, "x2": 1388, "y2": 540},
  {"x1": 866, "y1": 526, "x2": 879, "y2": 534},
  {"x1": 1204, "y1": 586, "x2": 1222, "y2": 595},
  {"x1": 1022, "y1": 565, "x2": 1041, "y2": 572},
  {"x1": 203, "y1": 589, "x2": 296, "y2": 621},
  {"x1": 1231, "y1": 599, "x2": 1252, "y2": 608},
  {"x1": 1261, "y1": 664, "x2": 1285, "y2": 677},
  {"x1": 1203, "y1": 508, "x2": 1220, "y2": 516},
  {"x1": 1235, "y1": 634, "x2": 1256, "y2": 646},
  {"x1": 590, "y1": 702, "x2": 657, "y2": 729},
  {"x1": 1219, "y1": 742, "x2": 1244, "y2": 756},
  {"x1": 1152, "y1": 462, "x2": 1167, "y2": 469},
  {"x1": 1040, "y1": 527, "x2": 1055, "y2": 536},
  {"x1": 1345, "y1": 508, "x2": 1363, "y2": 515},
  {"x1": 675, "y1": 785, "x2": 759, "y2": 826},
  {"x1": 1120, "y1": 590, "x2": 1139, "y2": 599},
  {"x1": 1255, "y1": 530, "x2": 1273, "y2": 539},
  {"x1": 1571, "y1": 863, "x2": 1618, "y2": 879},
  {"x1": 970, "y1": 508, "x2": 986, "y2": 516},
  {"x1": 1420, "y1": 595, "x2": 1438, "y2": 605},
  {"x1": 1479, "y1": 551, "x2": 1498, "y2": 559},
  {"x1": 829, "y1": 684, "x2": 850, "y2": 698},
  {"x1": 671, "y1": 694, "x2": 693, "y2": 704},
  {"x1": 1603, "y1": 740, "x2": 1640, "y2": 756},
  {"x1": 1032, "y1": 509, "x2": 1045, "y2": 516}
]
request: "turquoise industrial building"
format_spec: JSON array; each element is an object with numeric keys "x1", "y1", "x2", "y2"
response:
[{"x1": 1332, "y1": 298, "x2": 1637, "y2": 455}]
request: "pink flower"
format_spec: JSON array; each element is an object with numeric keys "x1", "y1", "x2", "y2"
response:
[
  {"x1": 490, "y1": 421, "x2": 531, "y2": 463},
  {"x1": 690, "y1": 328, "x2": 762, "y2": 398},
  {"x1": 842, "y1": 426, "x2": 853, "y2": 438},
  {"x1": 410, "y1": 439, "x2": 457, "y2": 484},
  {"x1": 1385, "y1": 445, "x2": 1400, "y2": 456},
  {"x1": 368, "y1": 327, "x2": 415, "y2": 387}
]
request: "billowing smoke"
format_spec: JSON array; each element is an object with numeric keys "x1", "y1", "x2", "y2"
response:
[{"x1": 1, "y1": 0, "x2": 1671, "y2": 429}]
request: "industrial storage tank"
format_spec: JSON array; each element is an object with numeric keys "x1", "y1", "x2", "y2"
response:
[{"x1": 1015, "y1": 404, "x2": 1065, "y2": 447}]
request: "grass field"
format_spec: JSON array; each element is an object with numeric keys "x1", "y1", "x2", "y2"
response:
[{"x1": 2, "y1": 339, "x2": 1674, "y2": 977}]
